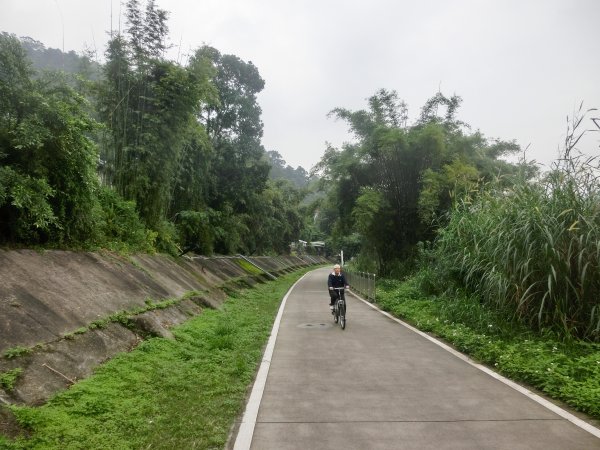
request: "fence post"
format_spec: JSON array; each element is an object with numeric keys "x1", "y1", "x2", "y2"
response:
[
  {"x1": 346, "y1": 269, "x2": 377, "y2": 303},
  {"x1": 373, "y1": 273, "x2": 376, "y2": 303}
]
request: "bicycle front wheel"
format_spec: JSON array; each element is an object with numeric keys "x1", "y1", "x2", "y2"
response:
[{"x1": 339, "y1": 302, "x2": 346, "y2": 330}]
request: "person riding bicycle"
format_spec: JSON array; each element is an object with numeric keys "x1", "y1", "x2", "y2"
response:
[{"x1": 328, "y1": 264, "x2": 349, "y2": 311}]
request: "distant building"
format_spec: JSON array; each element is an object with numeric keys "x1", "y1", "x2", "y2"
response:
[{"x1": 291, "y1": 240, "x2": 325, "y2": 255}]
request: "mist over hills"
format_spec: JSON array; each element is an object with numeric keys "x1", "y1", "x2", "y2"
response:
[{"x1": 15, "y1": 34, "x2": 101, "y2": 79}]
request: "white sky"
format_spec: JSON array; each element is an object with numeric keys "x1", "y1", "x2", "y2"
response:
[{"x1": 1, "y1": 0, "x2": 599, "y2": 171}]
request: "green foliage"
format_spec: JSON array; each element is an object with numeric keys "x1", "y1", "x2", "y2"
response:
[
  {"x1": 266, "y1": 150, "x2": 310, "y2": 188},
  {"x1": 1, "y1": 13, "x2": 310, "y2": 255},
  {"x1": 432, "y1": 147, "x2": 600, "y2": 340},
  {"x1": 151, "y1": 220, "x2": 179, "y2": 256},
  {"x1": 3, "y1": 347, "x2": 32, "y2": 359},
  {"x1": 418, "y1": 159, "x2": 479, "y2": 225},
  {"x1": 0, "y1": 33, "x2": 33, "y2": 116},
  {"x1": 0, "y1": 33, "x2": 103, "y2": 246},
  {"x1": 169, "y1": 122, "x2": 214, "y2": 215},
  {"x1": 97, "y1": 1, "x2": 215, "y2": 232},
  {"x1": 0, "y1": 368, "x2": 23, "y2": 391},
  {"x1": 175, "y1": 210, "x2": 214, "y2": 255},
  {"x1": 244, "y1": 180, "x2": 304, "y2": 255},
  {"x1": 0, "y1": 167, "x2": 57, "y2": 242},
  {"x1": 314, "y1": 89, "x2": 523, "y2": 274},
  {"x1": 96, "y1": 186, "x2": 155, "y2": 253},
  {"x1": 197, "y1": 45, "x2": 270, "y2": 218},
  {"x1": 376, "y1": 276, "x2": 600, "y2": 418},
  {"x1": 180, "y1": 177, "x2": 305, "y2": 256},
  {"x1": 2, "y1": 270, "x2": 309, "y2": 449},
  {"x1": 210, "y1": 205, "x2": 248, "y2": 254},
  {"x1": 19, "y1": 36, "x2": 102, "y2": 81},
  {"x1": 352, "y1": 187, "x2": 387, "y2": 234},
  {"x1": 235, "y1": 258, "x2": 263, "y2": 275}
]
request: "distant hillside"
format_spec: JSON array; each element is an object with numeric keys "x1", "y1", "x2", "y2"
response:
[
  {"x1": 266, "y1": 150, "x2": 310, "y2": 188},
  {"x1": 17, "y1": 35, "x2": 101, "y2": 79}
]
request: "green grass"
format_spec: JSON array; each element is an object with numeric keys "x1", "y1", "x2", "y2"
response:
[
  {"x1": 3, "y1": 347, "x2": 33, "y2": 360},
  {"x1": 0, "y1": 269, "x2": 310, "y2": 449},
  {"x1": 2, "y1": 297, "x2": 199, "y2": 363},
  {"x1": 0, "y1": 369, "x2": 23, "y2": 391},
  {"x1": 376, "y1": 275, "x2": 600, "y2": 419},
  {"x1": 234, "y1": 258, "x2": 264, "y2": 276}
]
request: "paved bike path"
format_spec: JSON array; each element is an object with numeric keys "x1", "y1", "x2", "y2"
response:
[{"x1": 234, "y1": 268, "x2": 600, "y2": 449}]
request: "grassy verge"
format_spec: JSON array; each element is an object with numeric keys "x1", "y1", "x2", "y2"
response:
[
  {"x1": 376, "y1": 276, "x2": 600, "y2": 420},
  {"x1": 0, "y1": 269, "x2": 310, "y2": 449}
]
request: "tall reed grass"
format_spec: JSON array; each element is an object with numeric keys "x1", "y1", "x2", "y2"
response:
[{"x1": 433, "y1": 113, "x2": 600, "y2": 341}]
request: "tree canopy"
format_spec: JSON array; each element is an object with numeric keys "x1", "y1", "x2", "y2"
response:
[
  {"x1": 313, "y1": 88, "x2": 526, "y2": 275},
  {"x1": 0, "y1": 3, "x2": 531, "y2": 266},
  {"x1": 0, "y1": 2, "x2": 309, "y2": 256}
]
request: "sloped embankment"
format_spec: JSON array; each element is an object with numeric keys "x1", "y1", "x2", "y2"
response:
[{"x1": 0, "y1": 250, "x2": 327, "y2": 405}]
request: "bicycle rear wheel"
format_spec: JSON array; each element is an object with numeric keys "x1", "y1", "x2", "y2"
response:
[{"x1": 333, "y1": 304, "x2": 339, "y2": 323}]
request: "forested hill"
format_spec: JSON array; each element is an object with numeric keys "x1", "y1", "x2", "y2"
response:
[
  {"x1": 17, "y1": 35, "x2": 312, "y2": 190},
  {"x1": 19, "y1": 36, "x2": 101, "y2": 79},
  {"x1": 17, "y1": 35, "x2": 312, "y2": 188},
  {"x1": 266, "y1": 150, "x2": 310, "y2": 188},
  {"x1": 1, "y1": 4, "x2": 325, "y2": 259}
]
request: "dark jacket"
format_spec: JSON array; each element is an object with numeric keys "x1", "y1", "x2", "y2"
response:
[{"x1": 328, "y1": 271, "x2": 347, "y2": 289}]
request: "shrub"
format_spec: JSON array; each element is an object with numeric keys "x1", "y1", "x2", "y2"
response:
[
  {"x1": 96, "y1": 186, "x2": 155, "y2": 253},
  {"x1": 0, "y1": 166, "x2": 57, "y2": 243},
  {"x1": 3, "y1": 346, "x2": 32, "y2": 359},
  {"x1": 152, "y1": 220, "x2": 179, "y2": 256},
  {"x1": 174, "y1": 210, "x2": 214, "y2": 255},
  {"x1": 433, "y1": 151, "x2": 600, "y2": 340},
  {"x1": 0, "y1": 368, "x2": 23, "y2": 390}
]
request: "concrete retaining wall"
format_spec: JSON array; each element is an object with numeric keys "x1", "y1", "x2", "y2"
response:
[{"x1": 0, "y1": 250, "x2": 327, "y2": 405}]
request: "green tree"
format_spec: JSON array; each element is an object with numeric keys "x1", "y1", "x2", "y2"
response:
[
  {"x1": 0, "y1": 33, "x2": 101, "y2": 245},
  {"x1": 197, "y1": 46, "x2": 270, "y2": 213},
  {"x1": 190, "y1": 45, "x2": 277, "y2": 254},
  {"x1": 250, "y1": 179, "x2": 304, "y2": 254},
  {"x1": 316, "y1": 89, "x2": 525, "y2": 275},
  {"x1": 97, "y1": 0, "x2": 214, "y2": 238},
  {"x1": 267, "y1": 150, "x2": 310, "y2": 188}
]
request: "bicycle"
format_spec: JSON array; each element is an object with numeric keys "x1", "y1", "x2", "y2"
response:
[{"x1": 331, "y1": 287, "x2": 347, "y2": 330}]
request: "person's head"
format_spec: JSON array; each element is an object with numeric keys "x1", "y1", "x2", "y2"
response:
[{"x1": 333, "y1": 264, "x2": 341, "y2": 274}]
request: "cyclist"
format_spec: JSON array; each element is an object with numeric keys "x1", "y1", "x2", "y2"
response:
[{"x1": 328, "y1": 264, "x2": 349, "y2": 311}]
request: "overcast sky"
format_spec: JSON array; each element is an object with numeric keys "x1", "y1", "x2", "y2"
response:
[{"x1": 2, "y1": 0, "x2": 599, "y2": 171}]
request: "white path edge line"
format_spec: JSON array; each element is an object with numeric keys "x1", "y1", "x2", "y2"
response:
[
  {"x1": 233, "y1": 272, "x2": 309, "y2": 450},
  {"x1": 353, "y1": 293, "x2": 600, "y2": 439}
]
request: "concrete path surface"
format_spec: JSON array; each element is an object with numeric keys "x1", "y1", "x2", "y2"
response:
[{"x1": 234, "y1": 268, "x2": 600, "y2": 449}]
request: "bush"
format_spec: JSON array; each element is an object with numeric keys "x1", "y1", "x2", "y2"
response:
[
  {"x1": 0, "y1": 166, "x2": 57, "y2": 243},
  {"x1": 433, "y1": 151, "x2": 600, "y2": 340},
  {"x1": 174, "y1": 210, "x2": 214, "y2": 255},
  {"x1": 152, "y1": 220, "x2": 179, "y2": 256},
  {"x1": 96, "y1": 186, "x2": 155, "y2": 253},
  {"x1": 0, "y1": 34, "x2": 103, "y2": 247},
  {"x1": 0, "y1": 368, "x2": 23, "y2": 391}
]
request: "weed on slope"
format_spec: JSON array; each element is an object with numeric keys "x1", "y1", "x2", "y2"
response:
[{"x1": 0, "y1": 270, "x2": 310, "y2": 450}]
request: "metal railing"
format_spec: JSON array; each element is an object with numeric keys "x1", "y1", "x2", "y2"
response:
[{"x1": 345, "y1": 269, "x2": 377, "y2": 302}]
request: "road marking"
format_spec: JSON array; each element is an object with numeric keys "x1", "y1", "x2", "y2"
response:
[
  {"x1": 233, "y1": 272, "x2": 309, "y2": 450},
  {"x1": 353, "y1": 293, "x2": 600, "y2": 440}
]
